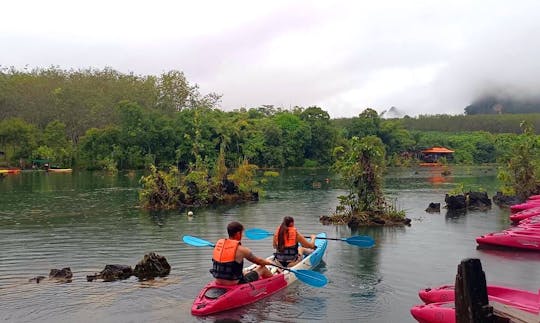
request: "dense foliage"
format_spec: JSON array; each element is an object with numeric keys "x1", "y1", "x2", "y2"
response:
[
  {"x1": 2, "y1": 67, "x2": 540, "y2": 174},
  {"x1": 497, "y1": 122, "x2": 540, "y2": 199}
]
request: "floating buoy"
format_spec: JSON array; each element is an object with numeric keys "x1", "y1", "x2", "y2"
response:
[{"x1": 187, "y1": 211, "x2": 194, "y2": 217}]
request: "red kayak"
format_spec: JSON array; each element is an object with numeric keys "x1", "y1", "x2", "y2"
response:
[
  {"x1": 510, "y1": 201, "x2": 540, "y2": 213},
  {"x1": 506, "y1": 226, "x2": 540, "y2": 234},
  {"x1": 517, "y1": 215, "x2": 540, "y2": 227},
  {"x1": 476, "y1": 230, "x2": 540, "y2": 251},
  {"x1": 510, "y1": 206, "x2": 540, "y2": 223},
  {"x1": 191, "y1": 233, "x2": 328, "y2": 316},
  {"x1": 410, "y1": 301, "x2": 455, "y2": 323},
  {"x1": 418, "y1": 285, "x2": 538, "y2": 314}
]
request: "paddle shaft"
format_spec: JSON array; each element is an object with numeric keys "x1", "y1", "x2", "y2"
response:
[{"x1": 244, "y1": 228, "x2": 374, "y2": 247}]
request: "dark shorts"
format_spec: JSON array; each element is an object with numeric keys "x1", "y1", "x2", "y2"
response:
[
  {"x1": 238, "y1": 270, "x2": 259, "y2": 284},
  {"x1": 276, "y1": 254, "x2": 302, "y2": 267}
]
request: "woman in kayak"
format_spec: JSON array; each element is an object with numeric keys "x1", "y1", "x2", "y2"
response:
[
  {"x1": 273, "y1": 216, "x2": 317, "y2": 267},
  {"x1": 211, "y1": 221, "x2": 274, "y2": 285}
]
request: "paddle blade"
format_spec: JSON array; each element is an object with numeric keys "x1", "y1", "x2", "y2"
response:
[
  {"x1": 291, "y1": 269, "x2": 328, "y2": 287},
  {"x1": 345, "y1": 236, "x2": 375, "y2": 248},
  {"x1": 182, "y1": 235, "x2": 215, "y2": 247},
  {"x1": 245, "y1": 228, "x2": 273, "y2": 240}
]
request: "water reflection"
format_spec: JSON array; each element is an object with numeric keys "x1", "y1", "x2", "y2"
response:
[{"x1": 1, "y1": 168, "x2": 540, "y2": 323}]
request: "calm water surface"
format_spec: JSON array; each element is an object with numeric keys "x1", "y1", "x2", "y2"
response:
[{"x1": 1, "y1": 167, "x2": 539, "y2": 323}]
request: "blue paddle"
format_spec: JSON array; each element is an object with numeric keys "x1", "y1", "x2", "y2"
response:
[
  {"x1": 245, "y1": 228, "x2": 375, "y2": 248},
  {"x1": 182, "y1": 235, "x2": 328, "y2": 287}
]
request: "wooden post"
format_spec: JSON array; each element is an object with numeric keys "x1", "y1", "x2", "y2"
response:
[{"x1": 455, "y1": 258, "x2": 494, "y2": 323}]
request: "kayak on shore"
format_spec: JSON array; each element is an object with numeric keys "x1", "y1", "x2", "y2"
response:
[
  {"x1": 476, "y1": 230, "x2": 540, "y2": 251},
  {"x1": 418, "y1": 284, "x2": 538, "y2": 313}
]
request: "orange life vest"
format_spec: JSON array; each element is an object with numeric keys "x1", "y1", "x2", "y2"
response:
[
  {"x1": 210, "y1": 239, "x2": 243, "y2": 280},
  {"x1": 274, "y1": 226, "x2": 299, "y2": 263}
]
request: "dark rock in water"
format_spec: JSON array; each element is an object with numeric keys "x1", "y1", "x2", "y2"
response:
[
  {"x1": 371, "y1": 218, "x2": 385, "y2": 225},
  {"x1": 467, "y1": 191, "x2": 491, "y2": 210},
  {"x1": 29, "y1": 275, "x2": 46, "y2": 283},
  {"x1": 445, "y1": 194, "x2": 467, "y2": 210},
  {"x1": 49, "y1": 267, "x2": 73, "y2": 282},
  {"x1": 492, "y1": 192, "x2": 522, "y2": 207},
  {"x1": 133, "y1": 252, "x2": 171, "y2": 280},
  {"x1": 87, "y1": 264, "x2": 133, "y2": 282},
  {"x1": 425, "y1": 202, "x2": 441, "y2": 213},
  {"x1": 446, "y1": 208, "x2": 467, "y2": 218},
  {"x1": 250, "y1": 191, "x2": 259, "y2": 201},
  {"x1": 403, "y1": 218, "x2": 412, "y2": 226}
]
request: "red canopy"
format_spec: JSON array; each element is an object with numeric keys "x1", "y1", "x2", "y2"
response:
[{"x1": 421, "y1": 146, "x2": 454, "y2": 154}]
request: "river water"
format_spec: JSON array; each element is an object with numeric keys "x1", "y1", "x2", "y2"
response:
[{"x1": 1, "y1": 167, "x2": 539, "y2": 322}]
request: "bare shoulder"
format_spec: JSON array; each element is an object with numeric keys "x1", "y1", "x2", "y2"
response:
[{"x1": 237, "y1": 245, "x2": 252, "y2": 257}]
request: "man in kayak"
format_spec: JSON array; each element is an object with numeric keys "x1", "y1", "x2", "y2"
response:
[
  {"x1": 273, "y1": 216, "x2": 317, "y2": 267},
  {"x1": 211, "y1": 221, "x2": 274, "y2": 286}
]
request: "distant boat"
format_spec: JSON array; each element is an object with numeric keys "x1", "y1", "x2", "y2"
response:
[
  {"x1": 0, "y1": 168, "x2": 21, "y2": 174},
  {"x1": 47, "y1": 168, "x2": 72, "y2": 173},
  {"x1": 419, "y1": 162, "x2": 442, "y2": 167}
]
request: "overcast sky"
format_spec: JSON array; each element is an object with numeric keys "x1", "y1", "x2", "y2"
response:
[{"x1": 2, "y1": 0, "x2": 540, "y2": 118}]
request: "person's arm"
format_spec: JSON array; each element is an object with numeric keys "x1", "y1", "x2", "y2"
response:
[
  {"x1": 297, "y1": 232, "x2": 316, "y2": 249},
  {"x1": 240, "y1": 246, "x2": 273, "y2": 266}
]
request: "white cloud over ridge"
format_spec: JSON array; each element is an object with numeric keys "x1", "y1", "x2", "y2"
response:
[{"x1": 2, "y1": 0, "x2": 540, "y2": 118}]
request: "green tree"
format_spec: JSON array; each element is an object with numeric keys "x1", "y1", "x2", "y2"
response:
[
  {"x1": 0, "y1": 118, "x2": 38, "y2": 164},
  {"x1": 333, "y1": 135, "x2": 386, "y2": 214},
  {"x1": 300, "y1": 106, "x2": 336, "y2": 166},
  {"x1": 497, "y1": 121, "x2": 540, "y2": 199},
  {"x1": 273, "y1": 112, "x2": 310, "y2": 167},
  {"x1": 347, "y1": 108, "x2": 381, "y2": 138}
]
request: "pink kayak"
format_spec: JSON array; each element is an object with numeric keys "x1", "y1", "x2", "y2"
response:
[
  {"x1": 510, "y1": 201, "x2": 540, "y2": 213},
  {"x1": 418, "y1": 285, "x2": 538, "y2": 314},
  {"x1": 528, "y1": 195, "x2": 540, "y2": 200},
  {"x1": 191, "y1": 233, "x2": 328, "y2": 316},
  {"x1": 476, "y1": 230, "x2": 540, "y2": 251},
  {"x1": 510, "y1": 206, "x2": 540, "y2": 223},
  {"x1": 518, "y1": 215, "x2": 540, "y2": 227},
  {"x1": 410, "y1": 301, "x2": 455, "y2": 323}
]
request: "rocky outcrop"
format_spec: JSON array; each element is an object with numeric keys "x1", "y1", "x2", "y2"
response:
[
  {"x1": 29, "y1": 275, "x2": 46, "y2": 283},
  {"x1": 425, "y1": 202, "x2": 441, "y2": 213},
  {"x1": 467, "y1": 191, "x2": 492, "y2": 210},
  {"x1": 320, "y1": 213, "x2": 411, "y2": 228},
  {"x1": 492, "y1": 192, "x2": 522, "y2": 207},
  {"x1": 445, "y1": 191, "x2": 492, "y2": 211},
  {"x1": 133, "y1": 252, "x2": 170, "y2": 280},
  {"x1": 445, "y1": 194, "x2": 467, "y2": 210},
  {"x1": 87, "y1": 264, "x2": 133, "y2": 282},
  {"x1": 49, "y1": 267, "x2": 73, "y2": 282}
]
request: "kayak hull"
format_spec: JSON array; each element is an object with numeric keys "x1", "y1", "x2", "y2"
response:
[
  {"x1": 410, "y1": 301, "x2": 455, "y2": 323},
  {"x1": 510, "y1": 201, "x2": 540, "y2": 213},
  {"x1": 476, "y1": 231, "x2": 540, "y2": 251},
  {"x1": 510, "y1": 206, "x2": 540, "y2": 223},
  {"x1": 418, "y1": 285, "x2": 538, "y2": 314},
  {"x1": 191, "y1": 274, "x2": 288, "y2": 316},
  {"x1": 191, "y1": 232, "x2": 328, "y2": 316}
]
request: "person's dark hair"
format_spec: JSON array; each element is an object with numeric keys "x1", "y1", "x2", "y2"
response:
[
  {"x1": 277, "y1": 216, "x2": 294, "y2": 251},
  {"x1": 227, "y1": 221, "x2": 244, "y2": 237}
]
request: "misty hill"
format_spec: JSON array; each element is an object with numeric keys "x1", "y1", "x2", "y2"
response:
[
  {"x1": 380, "y1": 106, "x2": 405, "y2": 119},
  {"x1": 465, "y1": 96, "x2": 540, "y2": 115}
]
